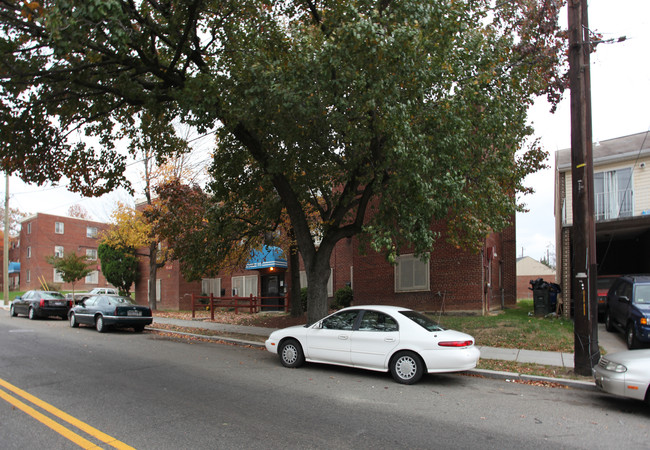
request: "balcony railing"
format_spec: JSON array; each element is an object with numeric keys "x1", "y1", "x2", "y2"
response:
[{"x1": 595, "y1": 189, "x2": 633, "y2": 221}]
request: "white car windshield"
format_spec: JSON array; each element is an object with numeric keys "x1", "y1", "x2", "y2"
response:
[{"x1": 400, "y1": 310, "x2": 445, "y2": 331}]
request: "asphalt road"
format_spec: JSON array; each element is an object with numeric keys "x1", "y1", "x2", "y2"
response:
[{"x1": 1, "y1": 314, "x2": 649, "y2": 449}]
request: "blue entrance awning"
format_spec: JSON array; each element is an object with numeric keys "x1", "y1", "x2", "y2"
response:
[
  {"x1": 8, "y1": 262, "x2": 20, "y2": 274},
  {"x1": 245, "y1": 246, "x2": 287, "y2": 270}
]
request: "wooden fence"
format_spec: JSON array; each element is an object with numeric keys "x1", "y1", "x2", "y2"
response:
[{"x1": 191, "y1": 293, "x2": 289, "y2": 319}]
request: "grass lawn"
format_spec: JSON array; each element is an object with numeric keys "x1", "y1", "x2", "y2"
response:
[{"x1": 433, "y1": 300, "x2": 575, "y2": 353}]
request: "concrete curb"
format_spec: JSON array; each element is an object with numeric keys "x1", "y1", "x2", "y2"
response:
[
  {"x1": 147, "y1": 327, "x2": 597, "y2": 391},
  {"x1": 148, "y1": 327, "x2": 267, "y2": 349},
  {"x1": 468, "y1": 368, "x2": 597, "y2": 391}
]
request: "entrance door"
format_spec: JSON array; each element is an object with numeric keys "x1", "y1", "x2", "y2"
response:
[{"x1": 261, "y1": 274, "x2": 285, "y2": 311}]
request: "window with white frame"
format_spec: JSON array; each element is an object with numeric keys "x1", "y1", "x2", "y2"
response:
[
  {"x1": 27, "y1": 222, "x2": 32, "y2": 234},
  {"x1": 86, "y1": 248, "x2": 97, "y2": 260},
  {"x1": 299, "y1": 269, "x2": 334, "y2": 297},
  {"x1": 395, "y1": 253, "x2": 430, "y2": 292},
  {"x1": 86, "y1": 226, "x2": 98, "y2": 238},
  {"x1": 85, "y1": 270, "x2": 99, "y2": 284},
  {"x1": 54, "y1": 269, "x2": 64, "y2": 283},
  {"x1": 231, "y1": 275, "x2": 257, "y2": 297},
  {"x1": 202, "y1": 278, "x2": 221, "y2": 297},
  {"x1": 594, "y1": 168, "x2": 633, "y2": 221},
  {"x1": 27, "y1": 246, "x2": 31, "y2": 258},
  {"x1": 26, "y1": 270, "x2": 31, "y2": 283},
  {"x1": 55, "y1": 221, "x2": 64, "y2": 234},
  {"x1": 54, "y1": 246, "x2": 64, "y2": 258}
]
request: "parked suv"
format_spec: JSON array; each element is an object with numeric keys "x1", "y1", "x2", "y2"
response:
[{"x1": 605, "y1": 275, "x2": 650, "y2": 349}]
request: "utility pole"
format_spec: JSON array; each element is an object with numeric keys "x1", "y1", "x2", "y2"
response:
[
  {"x1": 568, "y1": 0, "x2": 599, "y2": 375},
  {"x1": 3, "y1": 174, "x2": 9, "y2": 306}
]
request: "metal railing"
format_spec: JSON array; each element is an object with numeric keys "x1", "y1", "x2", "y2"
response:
[{"x1": 595, "y1": 189, "x2": 633, "y2": 221}]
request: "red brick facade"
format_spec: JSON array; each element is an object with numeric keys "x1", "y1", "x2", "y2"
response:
[
  {"x1": 18, "y1": 213, "x2": 110, "y2": 291},
  {"x1": 352, "y1": 221, "x2": 516, "y2": 313}
]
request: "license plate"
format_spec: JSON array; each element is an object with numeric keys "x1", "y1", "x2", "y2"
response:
[
  {"x1": 52, "y1": 301, "x2": 64, "y2": 306},
  {"x1": 127, "y1": 310, "x2": 142, "y2": 316}
]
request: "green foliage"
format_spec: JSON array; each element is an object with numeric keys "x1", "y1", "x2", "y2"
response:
[
  {"x1": 1, "y1": 0, "x2": 568, "y2": 321},
  {"x1": 300, "y1": 287, "x2": 308, "y2": 313},
  {"x1": 46, "y1": 253, "x2": 94, "y2": 287},
  {"x1": 97, "y1": 243, "x2": 138, "y2": 295},
  {"x1": 332, "y1": 286, "x2": 353, "y2": 310}
]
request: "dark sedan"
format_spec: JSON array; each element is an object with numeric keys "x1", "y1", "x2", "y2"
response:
[
  {"x1": 10, "y1": 290, "x2": 72, "y2": 320},
  {"x1": 69, "y1": 295, "x2": 153, "y2": 333}
]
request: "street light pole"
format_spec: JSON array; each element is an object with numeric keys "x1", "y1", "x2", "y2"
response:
[{"x1": 568, "y1": 0, "x2": 600, "y2": 375}]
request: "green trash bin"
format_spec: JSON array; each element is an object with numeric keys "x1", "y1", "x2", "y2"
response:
[{"x1": 533, "y1": 288, "x2": 551, "y2": 316}]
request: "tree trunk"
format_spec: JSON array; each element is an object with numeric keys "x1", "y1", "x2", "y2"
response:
[
  {"x1": 304, "y1": 253, "x2": 332, "y2": 325},
  {"x1": 148, "y1": 242, "x2": 158, "y2": 310},
  {"x1": 289, "y1": 241, "x2": 303, "y2": 317}
]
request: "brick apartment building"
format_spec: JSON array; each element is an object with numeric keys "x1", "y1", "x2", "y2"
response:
[
  {"x1": 18, "y1": 213, "x2": 111, "y2": 291},
  {"x1": 135, "y1": 217, "x2": 515, "y2": 314}
]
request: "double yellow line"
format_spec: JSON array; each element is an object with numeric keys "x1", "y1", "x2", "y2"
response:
[{"x1": 0, "y1": 377, "x2": 134, "y2": 449}]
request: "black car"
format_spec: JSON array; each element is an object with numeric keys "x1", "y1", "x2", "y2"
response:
[
  {"x1": 69, "y1": 295, "x2": 153, "y2": 333},
  {"x1": 10, "y1": 290, "x2": 71, "y2": 320},
  {"x1": 605, "y1": 275, "x2": 650, "y2": 349}
]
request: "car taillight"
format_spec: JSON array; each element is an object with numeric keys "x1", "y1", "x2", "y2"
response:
[
  {"x1": 40, "y1": 299, "x2": 45, "y2": 307},
  {"x1": 641, "y1": 318, "x2": 648, "y2": 326},
  {"x1": 68, "y1": 301, "x2": 73, "y2": 308},
  {"x1": 439, "y1": 340, "x2": 473, "y2": 347}
]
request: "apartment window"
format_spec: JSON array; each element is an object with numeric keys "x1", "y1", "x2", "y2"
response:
[
  {"x1": 55, "y1": 222, "x2": 64, "y2": 234},
  {"x1": 26, "y1": 270, "x2": 31, "y2": 283},
  {"x1": 85, "y1": 270, "x2": 99, "y2": 284},
  {"x1": 202, "y1": 278, "x2": 221, "y2": 297},
  {"x1": 27, "y1": 222, "x2": 32, "y2": 234},
  {"x1": 231, "y1": 275, "x2": 257, "y2": 297},
  {"x1": 395, "y1": 254, "x2": 430, "y2": 292},
  {"x1": 594, "y1": 168, "x2": 633, "y2": 221},
  {"x1": 86, "y1": 227, "x2": 98, "y2": 238},
  {"x1": 86, "y1": 248, "x2": 98, "y2": 260},
  {"x1": 299, "y1": 269, "x2": 334, "y2": 297},
  {"x1": 54, "y1": 246, "x2": 64, "y2": 258},
  {"x1": 54, "y1": 269, "x2": 64, "y2": 283},
  {"x1": 27, "y1": 246, "x2": 32, "y2": 258}
]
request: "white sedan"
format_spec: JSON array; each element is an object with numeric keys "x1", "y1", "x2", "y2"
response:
[
  {"x1": 265, "y1": 305, "x2": 480, "y2": 384},
  {"x1": 593, "y1": 349, "x2": 650, "y2": 404}
]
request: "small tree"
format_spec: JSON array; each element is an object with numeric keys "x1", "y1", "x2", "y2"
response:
[
  {"x1": 97, "y1": 244, "x2": 138, "y2": 296},
  {"x1": 47, "y1": 253, "x2": 94, "y2": 297}
]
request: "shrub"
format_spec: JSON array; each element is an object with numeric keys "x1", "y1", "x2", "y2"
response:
[
  {"x1": 333, "y1": 286, "x2": 353, "y2": 309},
  {"x1": 300, "y1": 287, "x2": 308, "y2": 312}
]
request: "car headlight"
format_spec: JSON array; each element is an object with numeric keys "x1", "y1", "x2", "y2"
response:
[{"x1": 600, "y1": 358, "x2": 627, "y2": 373}]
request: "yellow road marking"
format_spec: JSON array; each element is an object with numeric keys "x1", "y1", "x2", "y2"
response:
[
  {"x1": 0, "y1": 389, "x2": 100, "y2": 449},
  {"x1": 0, "y1": 377, "x2": 135, "y2": 450}
]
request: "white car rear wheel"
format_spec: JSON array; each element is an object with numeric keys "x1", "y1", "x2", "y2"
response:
[{"x1": 390, "y1": 351, "x2": 424, "y2": 385}]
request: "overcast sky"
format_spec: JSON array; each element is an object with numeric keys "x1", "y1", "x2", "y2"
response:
[{"x1": 4, "y1": 1, "x2": 649, "y2": 263}]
